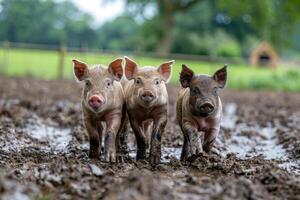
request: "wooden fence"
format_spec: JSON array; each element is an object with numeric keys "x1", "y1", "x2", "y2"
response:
[{"x1": 0, "y1": 41, "x2": 298, "y2": 79}]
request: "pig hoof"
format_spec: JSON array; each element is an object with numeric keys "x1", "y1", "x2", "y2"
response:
[
  {"x1": 186, "y1": 146, "x2": 203, "y2": 162},
  {"x1": 187, "y1": 154, "x2": 199, "y2": 162},
  {"x1": 104, "y1": 150, "x2": 116, "y2": 163},
  {"x1": 89, "y1": 149, "x2": 99, "y2": 159},
  {"x1": 149, "y1": 154, "x2": 160, "y2": 166},
  {"x1": 116, "y1": 154, "x2": 124, "y2": 163},
  {"x1": 136, "y1": 150, "x2": 146, "y2": 160}
]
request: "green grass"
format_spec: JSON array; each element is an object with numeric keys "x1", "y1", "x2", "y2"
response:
[{"x1": 1, "y1": 47, "x2": 300, "y2": 92}]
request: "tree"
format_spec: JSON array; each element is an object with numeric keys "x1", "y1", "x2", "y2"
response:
[
  {"x1": 97, "y1": 15, "x2": 139, "y2": 51},
  {"x1": 123, "y1": 0, "x2": 204, "y2": 55},
  {"x1": 0, "y1": 0, "x2": 97, "y2": 48},
  {"x1": 120, "y1": 0, "x2": 300, "y2": 54},
  {"x1": 217, "y1": 0, "x2": 300, "y2": 51}
]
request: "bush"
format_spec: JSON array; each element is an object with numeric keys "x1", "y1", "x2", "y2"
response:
[
  {"x1": 172, "y1": 29, "x2": 242, "y2": 57},
  {"x1": 211, "y1": 30, "x2": 242, "y2": 57}
]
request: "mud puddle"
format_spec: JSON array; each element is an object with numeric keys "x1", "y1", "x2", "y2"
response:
[
  {"x1": 25, "y1": 116, "x2": 71, "y2": 153},
  {"x1": 0, "y1": 115, "x2": 71, "y2": 154},
  {"x1": 1, "y1": 77, "x2": 300, "y2": 199},
  {"x1": 126, "y1": 102, "x2": 299, "y2": 173},
  {"x1": 219, "y1": 103, "x2": 300, "y2": 174}
]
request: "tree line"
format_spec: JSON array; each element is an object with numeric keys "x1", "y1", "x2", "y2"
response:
[{"x1": 1, "y1": 0, "x2": 300, "y2": 57}]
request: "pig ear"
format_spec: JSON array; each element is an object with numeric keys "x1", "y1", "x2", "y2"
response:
[
  {"x1": 213, "y1": 65, "x2": 227, "y2": 88},
  {"x1": 180, "y1": 64, "x2": 194, "y2": 88},
  {"x1": 108, "y1": 58, "x2": 123, "y2": 81},
  {"x1": 124, "y1": 56, "x2": 138, "y2": 80},
  {"x1": 158, "y1": 60, "x2": 174, "y2": 82},
  {"x1": 72, "y1": 59, "x2": 88, "y2": 81}
]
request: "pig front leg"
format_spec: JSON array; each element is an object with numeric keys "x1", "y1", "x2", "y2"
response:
[
  {"x1": 84, "y1": 117, "x2": 102, "y2": 159},
  {"x1": 149, "y1": 114, "x2": 167, "y2": 166},
  {"x1": 181, "y1": 121, "x2": 204, "y2": 163},
  {"x1": 203, "y1": 128, "x2": 219, "y2": 153},
  {"x1": 129, "y1": 118, "x2": 147, "y2": 160},
  {"x1": 104, "y1": 114, "x2": 122, "y2": 163}
]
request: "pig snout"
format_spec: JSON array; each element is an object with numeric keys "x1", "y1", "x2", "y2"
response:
[
  {"x1": 140, "y1": 90, "x2": 156, "y2": 103},
  {"x1": 88, "y1": 95, "x2": 104, "y2": 109},
  {"x1": 197, "y1": 102, "x2": 215, "y2": 114}
]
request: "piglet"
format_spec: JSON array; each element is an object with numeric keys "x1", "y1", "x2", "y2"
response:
[
  {"x1": 123, "y1": 57, "x2": 174, "y2": 165},
  {"x1": 72, "y1": 59, "x2": 126, "y2": 162},
  {"x1": 176, "y1": 64, "x2": 227, "y2": 162}
]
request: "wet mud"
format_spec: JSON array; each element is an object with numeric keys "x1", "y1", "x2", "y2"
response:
[{"x1": 0, "y1": 76, "x2": 299, "y2": 200}]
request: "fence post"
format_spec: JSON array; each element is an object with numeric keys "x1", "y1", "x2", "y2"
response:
[
  {"x1": 80, "y1": 42, "x2": 88, "y2": 58},
  {"x1": 1, "y1": 41, "x2": 10, "y2": 74},
  {"x1": 58, "y1": 45, "x2": 66, "y2": 79}
]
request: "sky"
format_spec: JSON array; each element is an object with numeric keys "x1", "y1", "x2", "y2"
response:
[{"x1": 70, "y1": 0, "x2": 125, "y2": 25}]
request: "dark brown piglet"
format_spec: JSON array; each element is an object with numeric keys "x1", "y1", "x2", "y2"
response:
[
  {"x1": 176, "y1": 64, "x2": 227, "y2": 163},
  {"x1": 123, "y1": 57, "x2": 174, "y2": 165},
  {"x1": 72, "y1": 59, "x2": 126, "y2": 162}
]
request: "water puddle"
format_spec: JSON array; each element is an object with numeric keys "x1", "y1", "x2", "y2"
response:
[
  {"x1": 125, "y1": 103, "x2": 299, "y2": 174},
  {"x1": 162, "y1": 147, "x2": 181, "y2": 163},
  {"x1": 278, "y1": 161, "x2": 300, "y2": 175},
  {"x1": 0, "y1": 115, "x2": 71, "y2": 153},
  {"x1": 126, "y1": 132, "x2": 181, "y2": 163},
  {"x1": 220, "y1": 103, "x2": 300, "y2": 174},
  {"x1": 2, "y1": 103, "x2": 298, "y2": 176},
  {"x1": 25, "y1": 117, "x2": 71, "y2": 153},
  {"x1": 221, "y1": 103, "x2": 238, "y2": 129},
  {"x1": 220, "y1": 125, "x2": 286, "y2": 160}
]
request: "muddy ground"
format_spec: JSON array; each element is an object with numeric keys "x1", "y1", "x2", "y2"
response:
[{"x1": 0, "y1": 76, "x2": 299, "y2": 200}]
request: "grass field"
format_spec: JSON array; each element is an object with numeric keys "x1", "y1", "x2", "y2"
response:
[{"x1": 1, "y1": 47, "x2": 300, "y2": 92}]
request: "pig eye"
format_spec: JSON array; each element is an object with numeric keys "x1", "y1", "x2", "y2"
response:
[
  {"x1": 85, "y1": 81, "x2": 91, "y2": 87},
  {"x1": 106, "y1": 80, "x2": 112, "y2": 87},
  {"x1": 191, "y1": 87, "x2": 199, "y2": 95},
  {"x1": 154, "y1": 80, "x2": 160, "y2": 85},
  {"x1": 213, "y1": 87, "x2": 218, "y2": 95},
  {"x1": 135, "y1": 78, "x2": 141, "y2": 85}
]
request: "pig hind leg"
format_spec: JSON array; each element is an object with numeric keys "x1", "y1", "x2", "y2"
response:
[
  {"x1": 97, "y1": 124, "x2": 103, "y2": 153},
  {"x1": 116, "y1": 118, "x2": 129, "y2": 162},
  {"x1": 180, "y1": 133, "x2": 190, "y2": 163}
]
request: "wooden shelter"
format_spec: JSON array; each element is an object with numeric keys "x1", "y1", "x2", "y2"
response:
[{"x1": 249, "y1": 42, "x2": 278, "y2": 68}]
